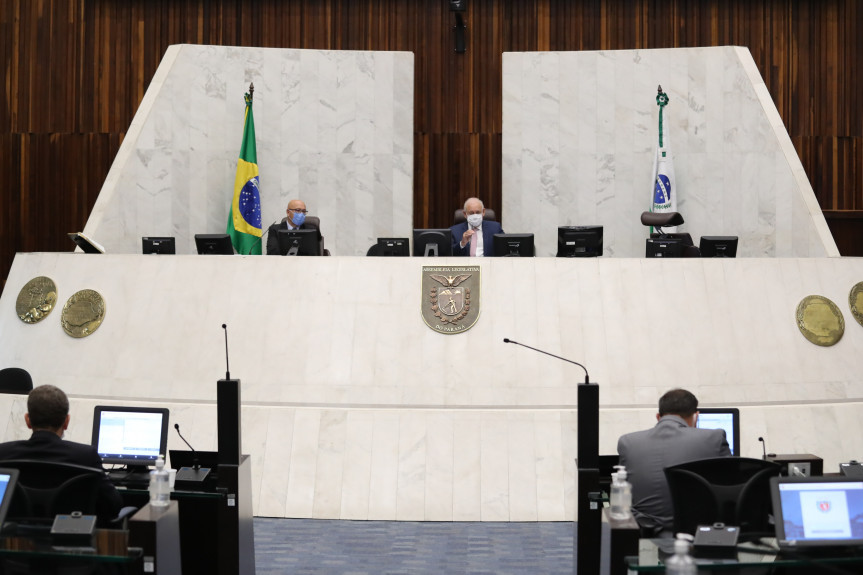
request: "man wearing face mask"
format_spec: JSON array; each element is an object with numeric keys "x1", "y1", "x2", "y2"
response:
[
  {"x1": 266, "y1": 199, "x2": 322, "y2": 255},
  {"x1": 450, "y1": 197, "x2": 504, "y2": 257}
]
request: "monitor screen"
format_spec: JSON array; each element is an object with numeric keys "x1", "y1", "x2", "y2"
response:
[
  {"x1": 557, "y1": 226, "x2": 603, "y2": 257},
  {"x1": 493, "y1": 233, "x2": 535, "y2": 257},
  {"x1": 0, "y1": 469, "x2": 19, "y2": 527},
  {"x1": 645, "y1": 237, "x2": 684, "y2": 258},
  {"x1": 277, "y1": 229, "x2": 321, "y2": 256},
  {"x1": 771, "y1": 476, "x2": 863, "y2": 548},
  {"x1": 696, "y1": 407, "x2": 740, "y2": 456},
  {"x1": 142, "y1": 236, "x2": 176, "y2": 255},
  {"x1": 194, "y1": 234, "x2": 234, "y2": 255},
  {"x1": 91, "y1": 406, "x2": 170, "y2": 470},
  {"x1": 700, "y1": 236, "x2": 739, "y2": 258},
  {"x1": 367, "y1": 237, "x2": 410, "y2": 257},
  {"x1": 413, "y1": 229, "x2": 453, "y2": 257}
]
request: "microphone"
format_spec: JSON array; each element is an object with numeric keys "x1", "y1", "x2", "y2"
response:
[
  {"x1": 175, "y1": 423, "x2": 199, "y2": 469},
  {"x1": 247, "y1": 220, "x2": 278, "y2": 254},
  {"x1": 758, "y1": 436, "x2": 767, "y2": 460},
  {"x1": 222, "y1": 323, "x2": 230, "y2": 380},
  {"x1": 503, "y1": 338, "x2": 591, "y2": 384}
]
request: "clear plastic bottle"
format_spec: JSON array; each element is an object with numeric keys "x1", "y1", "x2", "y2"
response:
[
  {"x1": 149, "y1": 454, "x2": 171, "y2": 507},
  {"x1": 665, "y1": 533, "x2": 696, "y2": 575},
  {"x1": 609, "y1": 465, "x2": 632, "y2": 520}
]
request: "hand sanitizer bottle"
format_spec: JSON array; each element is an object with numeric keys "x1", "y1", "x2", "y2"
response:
[
  {"x1": 665, "y1": 533, "x2": 696, "y2": 575},
  {"x1": 609, "y1": 465, "x2": 632, "y2": 520},
  {"x1": 149, "y1": 454, "x2": 171, "y2": 507}
]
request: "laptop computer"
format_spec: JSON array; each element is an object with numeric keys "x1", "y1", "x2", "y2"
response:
[{"x1": 770, "y1": 475, "x2": 863, "y2": 551}]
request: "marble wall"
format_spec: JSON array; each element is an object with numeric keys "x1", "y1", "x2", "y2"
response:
[
  {"x1": 2, "y1": 253, "x2": 862, "y2": 520},
  {"x1": 83, "y1": 44, "x2": 414, "y2": 257},
  {"x1": 502, "y1": 46, "x2": 838, "y2": 258}
]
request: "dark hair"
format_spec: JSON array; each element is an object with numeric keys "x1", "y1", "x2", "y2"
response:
[
  {"x1": 27, "y1": 385, "x2": 70, "y2": 430},
  {"x1": 658, "y1": 388, "x2": 698, "y2": 417}
]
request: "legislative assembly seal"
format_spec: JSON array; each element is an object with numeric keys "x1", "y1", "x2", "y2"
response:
[
  {"x1": 61, "y1": 289, "x2": 106, "y2": 338},
  {"x1": 850, "y1": 282, "x2": 863, "y2": 328},
  {"x1": 15, "y1": 276, "x2": 58, "y2": 324},
  {"x1": 795, "y1": 295, "x2": 844, "y2": 347},
  {"x1": 421, "y1": 266, "x2": 481, "y2": 334}
]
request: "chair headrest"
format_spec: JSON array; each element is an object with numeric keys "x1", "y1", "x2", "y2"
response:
[{"x1": 640, "y1": 211, "x2": 684, "y2": 227}]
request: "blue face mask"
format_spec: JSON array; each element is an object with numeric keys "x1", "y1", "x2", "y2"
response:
[{"x1": 291, "y1": 211, "x2": 306, "y2": 227}]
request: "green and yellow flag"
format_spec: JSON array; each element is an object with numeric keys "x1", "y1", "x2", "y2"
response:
[{"x1": 227, "y1": 89, "x2": 263, "y2": 254}]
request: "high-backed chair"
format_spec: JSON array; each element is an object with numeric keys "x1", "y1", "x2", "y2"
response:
[
  {"x1": 0, "y1": 368, "x2": 33, "y2": 395},
  {"x1": 453, "y1": 208, "x2": 497, "y2": 225},
  {"x1": 1, "y1": 460, "x2": 134, "y2": 528},
  {"x1": 664, "y1": 457, "x2": 781, "y2": 538},
  {"x1": 640, "y1": 211, "x2": 701, "y2": 257}
]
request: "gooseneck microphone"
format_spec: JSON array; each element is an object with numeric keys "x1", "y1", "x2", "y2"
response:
[
  {"x1": 503, "y1": 338, "x2": 591, "y2": 384},
  {"x1": 247, "y1": 220, "x2": 278, "y2": 254},
  {"x1": 175, "y1": 423, "x2": 199, "y2": 469},
  {"x1": 222, "y1": 323, "x2": 230, "y2": 380},
  {"x1": 758, "y1": 436, "x2": 768, "y2": 460}
]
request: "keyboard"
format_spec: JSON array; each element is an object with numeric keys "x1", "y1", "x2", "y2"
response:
[{"x1": 108, "y1": 469, "x2": 151, "y2": 488}]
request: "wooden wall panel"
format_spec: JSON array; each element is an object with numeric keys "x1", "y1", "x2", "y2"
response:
[{"x1": 2, "y1": 0, "x2": 863, "y2": 293}]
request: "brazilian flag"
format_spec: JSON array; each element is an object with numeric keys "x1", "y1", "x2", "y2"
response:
[{"x1": 227, "y1": 91, "x2": 263, "y2": 254}]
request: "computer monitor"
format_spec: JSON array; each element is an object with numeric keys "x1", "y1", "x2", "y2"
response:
[
  {"x1": 91, "y1": 406, "x2": 170, "y2": 471},
  {"x1": 277, "y1": 229, "x2": 321, "y2": 256},
  {"x1": 557, "y1": 226, "x2": 603, "y2": 257},
  {"x1": 194, "y1": 233, "x2": 234, "y2": 255},
  {"x1": 645, "y1": 237, "x2": 684, "y2": 258},
  {"x1": 367, "y1": 237, "x2": 410, "y2": 257},
  {"x1": 0, "y1": 469, "x2": 19, "y2": 527},
  {"x1": 771, "y1": 475, "x2": 863, "y2": 549},
  {"x1": 413, "y1": 229, "x2": 453, "y2": 257},
  {"x1": 492, "y1": 233, "x2": 535, "y2": 257},
  {"x1": 700, "y1": 236, "x2": 739, "y2": 258},
  {"x1": 142, "y1": 236, "x2": 176, "y2": 255},
  {"x1": 697, "y1": 407, "x2": 740, "y2": 456}
]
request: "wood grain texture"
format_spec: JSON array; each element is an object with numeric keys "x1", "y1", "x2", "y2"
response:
[{"x1": 2, "y1": 0, "x2": 862, "y2": 291}]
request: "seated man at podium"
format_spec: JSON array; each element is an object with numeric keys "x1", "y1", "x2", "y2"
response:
[
  {"x1": 266, "y1": 199, "x2": 322, "y2": 255},
  {"x1": 0, "y1": 384, "x2": 123, "y2": 518},
  {"x1": 617, "y1": 388, "x2": 730, "y2": 537},
  {"x1": 450, "y1": 197, "x2": 503, "y2": 257}
]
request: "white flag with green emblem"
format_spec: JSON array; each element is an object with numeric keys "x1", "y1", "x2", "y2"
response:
[{"x1": 650, "y1": 87, "x2": 677, "y2": 232}]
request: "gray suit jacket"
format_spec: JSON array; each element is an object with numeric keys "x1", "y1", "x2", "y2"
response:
[{"x1": 617, "y1": 415, "x2": 731, "y2": 534}]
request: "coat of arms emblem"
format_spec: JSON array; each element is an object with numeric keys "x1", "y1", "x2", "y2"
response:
[{"x1": 421, "y1": 266, "x2": 481, "y2": 333}]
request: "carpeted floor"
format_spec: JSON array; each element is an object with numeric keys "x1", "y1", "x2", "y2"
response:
[{"x1": 253, "y1": 518, "x2": 588, "y2": 574}]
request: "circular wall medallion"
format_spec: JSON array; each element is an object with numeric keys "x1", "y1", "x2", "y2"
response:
[
  {"x1": 796, "y1": 295, "x2": 844, "y2": 347},
  {"x1": 15, "y1": 276, "x2": 58, "y2": 324},
  {"x1": 61, "y1": 289, "x2": 106, "y2": 338},
  {"x1": 850, "y1": 282, "x2": 863, "y2": 328}
]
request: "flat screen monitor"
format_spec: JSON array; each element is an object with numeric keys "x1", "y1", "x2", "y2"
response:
[
  {"x1": 367, "y1": 237, "x2": 410, "y2": 257},
  {"x1": 0, "y1": 468, "x2": 19, "y2": 526},
  {"x1": 696, "y1": 407, "x2": 740, "y2": 456},
  {"x1": 493, "y1": 233, "x2": 535, "y2": 257},
  {"x1": 771, "y1": 476, "x2": 863, "y2": 549},
  {"x1": 413, "y1": 229, "x2": 453, "y2": 257},
  {"x1": 142, "y1": 236, "x2": 176, "y2": 255},
  {"x1": 194, "y1": 233, "x2": 234, "y2": 255},
  {"x1": 91, "y1": 406, "x2": 170, "y2": 471},
  {"x1": 645, "y1": 237, "x2": 684, "y2": 258},
  {"x1": 277, "y1": 229, "x2": 321, "y2": 256},
  {"x1": 700, "y1": 236, "x2": 739, "y2": 258},
  {"x1": 557, "y1": 226, "x2": 603, "y2": 257}
]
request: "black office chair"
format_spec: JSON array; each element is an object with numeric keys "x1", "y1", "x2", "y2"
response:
[
  {"x1": 0, "y1": 368, "x2": 34, "y2": 394},
  {"x1": 664, "y1": 456, "x2": 781, "y2": 538},
  {"x1": 454, "y1": 208, "x2": 497, "y2": 225},
  {"x1": 279, "y1": 216, "x2": 330, "y2": 255},
  {"x1": 641, "y1": 211, "x2": 701, "y2": 257},
  {"x1": 1, "y1": 460, "x2": 135, "y2": 528}
]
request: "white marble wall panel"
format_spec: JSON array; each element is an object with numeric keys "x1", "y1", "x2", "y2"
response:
[
  {"x1": 83, "y1": 45, "x2": 413, "y2": 257},
  {"x1": 2, "y1": 253, "x2": 863, "y2": 520},
  {"x1": 502, "y1": 46, "x2": 838, "y2": 258}
]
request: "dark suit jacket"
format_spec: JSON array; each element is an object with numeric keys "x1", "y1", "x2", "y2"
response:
[
  {"x1": 617, "y1": 415, "x2": 731, "y2": 535},
  {"x1": 0, "y1": 430, "x2": 123, "y2": 519},
  {"x1": 266, "y1": 220, "x2": 321, "y2": 255},
  {"x1": 450, "y1": 221, "x2": 504, "y2": 257}
]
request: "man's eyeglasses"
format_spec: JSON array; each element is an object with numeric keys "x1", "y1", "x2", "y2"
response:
[{"x1": 289, "y1": 208, "x2": 308, "y2": 214}]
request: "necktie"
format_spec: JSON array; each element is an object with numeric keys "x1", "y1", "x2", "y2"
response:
[{"x1": 470, "y1": 230, "x2": 477, "y2": 256}]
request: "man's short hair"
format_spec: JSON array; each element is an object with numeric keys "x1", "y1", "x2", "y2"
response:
[
  {"x1": 463, "y1": 197, "x2": 484, "y2": 211},
  {"x1": 27, "y1": 385, "x2": 70, "y2": 430},
  {"x1": 658, "y1": 388, "x2": 698, "y2": 417}
]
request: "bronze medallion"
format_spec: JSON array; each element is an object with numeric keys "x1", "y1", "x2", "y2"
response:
[
  {"x1": 61, "y1": 289, "x2": 106, "y2": 338},
  {"x1": 796, "y1": 295, "x2": 844, "y2": 347},
  {"x1": 15, "y1": 276, "x2": 58, "y2": 324},
  {"x1": 421, "y1": 265, "x2": 481, "y2": 334},
  {"x1": 850, "y1": 282, "x2": 863, "y2": 328}
]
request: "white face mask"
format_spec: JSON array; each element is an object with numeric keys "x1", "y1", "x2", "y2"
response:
[{"x1": 466, "y1": 213, "x2": 483, "y2": 228}]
